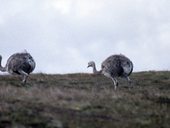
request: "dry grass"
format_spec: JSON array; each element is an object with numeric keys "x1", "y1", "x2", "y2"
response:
[{"x1": 0, "y1": 71, "x2": 170, "y2": 128}]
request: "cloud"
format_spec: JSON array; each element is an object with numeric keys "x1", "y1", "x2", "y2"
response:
[{"x1": 0, "y1": 0, "x2": 170, "y2": 73}]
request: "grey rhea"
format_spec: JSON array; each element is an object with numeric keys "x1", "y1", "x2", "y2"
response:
[
  {"x1": 0, "y1": 52, "x2": 36, "y2": 84},
  {"x1": 87, "y1": 54, "x2": 133, "y2": 90}
]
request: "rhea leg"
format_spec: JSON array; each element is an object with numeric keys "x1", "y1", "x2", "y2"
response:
[
  {"x1": 103, "y1": 72, "x2": 118, "y2": 90},
  {"x1": 126, "y1": 76, "x2": 131, "y2": 83},
  {"x1": 18, "y1": 70, "x2": 29, "y2": 84},
  {"x1": 112, "y1": 77, "x2": 118, "y2": 90},
  {"x1": 22, "y1": 75, "x2": 28, "y2": 84}
]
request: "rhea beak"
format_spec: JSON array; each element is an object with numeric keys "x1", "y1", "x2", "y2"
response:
[{"x1": 87, "y1": 64, "x2": 91, "y2": 68}]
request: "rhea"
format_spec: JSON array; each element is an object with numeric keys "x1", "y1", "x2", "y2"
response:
[
  {"x1": 0, "y1": 52, "x2": 36, "y2": 84},
  {"x1": 87, "y1": 54, "x2": 133, "y2": 90}
]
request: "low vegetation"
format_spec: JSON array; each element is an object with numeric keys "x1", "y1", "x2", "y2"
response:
[{"x1": 0, "y1": 71, "x2": 170, "y2": 128}]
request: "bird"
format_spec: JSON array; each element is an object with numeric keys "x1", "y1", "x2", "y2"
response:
[
  {"x1": 0, "y1": 51, "x2": 36, "y2": 84},
  {"x1": 87, "y1": 54, "x2": 133, "y2": 90}
]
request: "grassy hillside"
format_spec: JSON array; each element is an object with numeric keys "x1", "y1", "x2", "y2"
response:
[{"x1": 0, "y1": 71, "x2": 170, "y2": 128}]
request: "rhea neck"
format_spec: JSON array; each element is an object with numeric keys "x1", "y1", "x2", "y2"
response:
[
  {"x1": 0, "y1": 56, "x2": 6, "y2": 72},
  {"x1": 91, "y1": 64, "x2": 101, "y2": 75}
]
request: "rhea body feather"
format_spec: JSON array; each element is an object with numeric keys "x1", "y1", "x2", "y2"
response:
[
  {"x1": 0, "y1": 52, "x2": 35, "y2": 84},
  {"x1": 88, "y1": 54, "x2": 133, "y2": 90},
  {"x1": 101, "y1": 54, "x2": 133, "y2": 77}
]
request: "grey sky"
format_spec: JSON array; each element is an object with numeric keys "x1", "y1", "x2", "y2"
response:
[{"x1": 0, "y1": 0, "x2": 170, "y2": 74}]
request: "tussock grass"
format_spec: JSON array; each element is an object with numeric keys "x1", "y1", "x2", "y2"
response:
[{"x1": 0, "y1": 71, "x2": 170, "y2": 128}]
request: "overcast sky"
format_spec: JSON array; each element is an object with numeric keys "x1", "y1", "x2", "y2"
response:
[{"x1": 0, "y1": 0, "x2": 170, "y2": 74}]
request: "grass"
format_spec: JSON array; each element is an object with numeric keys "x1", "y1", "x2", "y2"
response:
[{"x1": 0, "y1": 71, "x2": 170, "y2": 128}]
